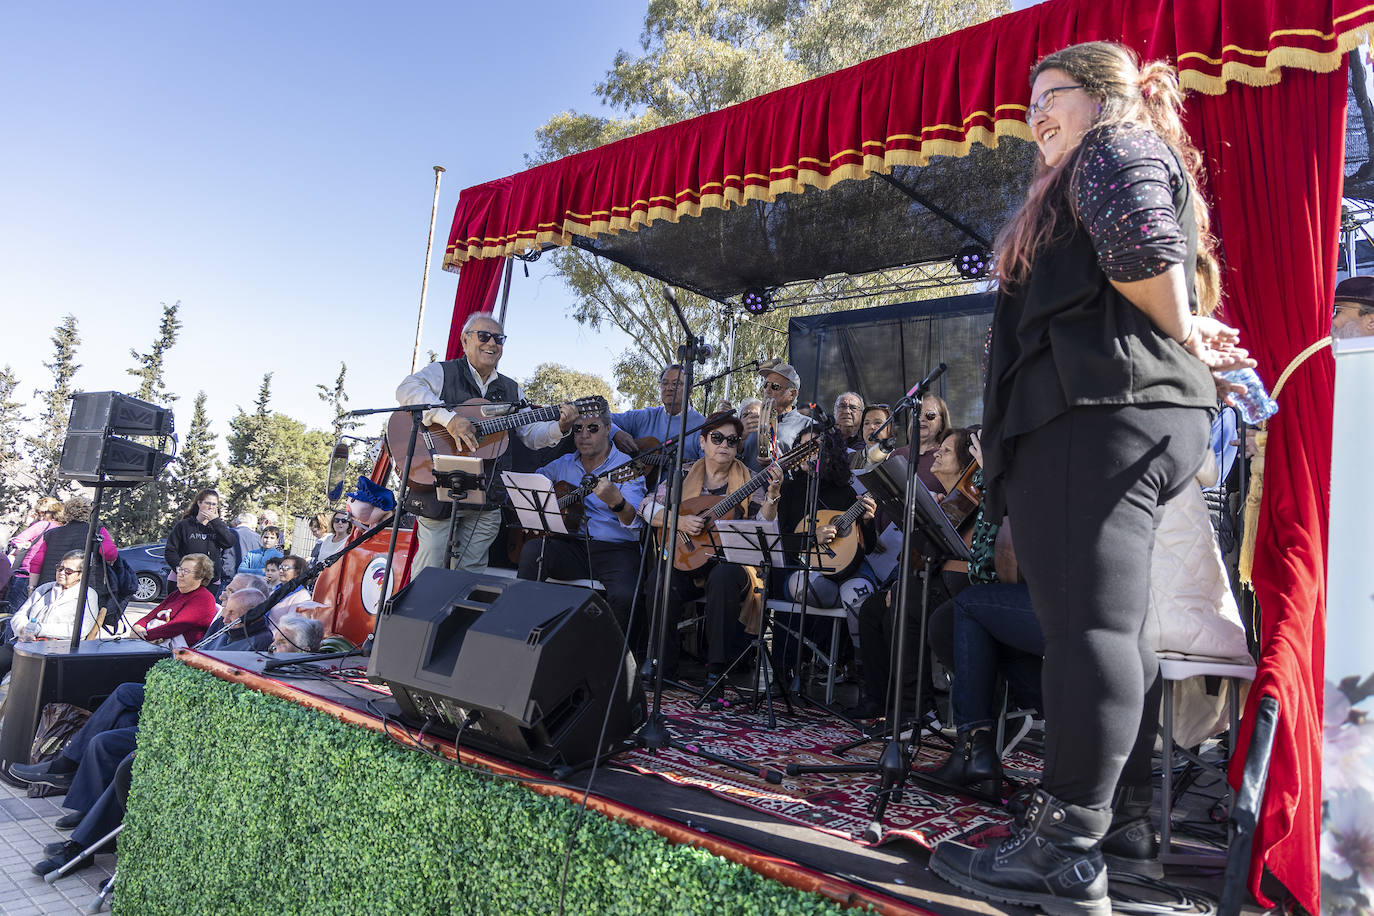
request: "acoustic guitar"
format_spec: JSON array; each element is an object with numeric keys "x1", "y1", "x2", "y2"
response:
[
  {"x1": 386, "y1": 395, "x2": 608, "y2": 491},
  {"x1": 662, "y1": 438, "x2": 821, "y2": 573},
  {"x1": 794, "y1": 499, "x2": 869, "y2": 574}
]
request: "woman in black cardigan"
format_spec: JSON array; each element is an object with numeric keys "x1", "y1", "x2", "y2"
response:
[{"x1": 930, "y1": 42, "x2": 1255, "y2": 915}]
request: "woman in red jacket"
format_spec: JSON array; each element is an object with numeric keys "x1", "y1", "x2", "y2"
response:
[{"x1": 134, "y1": 553, "x2": 217, "y2": 648}]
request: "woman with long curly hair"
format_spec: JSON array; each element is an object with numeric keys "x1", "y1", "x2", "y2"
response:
[{"x1": 931, "y1": 42, "x2": 1254, "y2": 915}]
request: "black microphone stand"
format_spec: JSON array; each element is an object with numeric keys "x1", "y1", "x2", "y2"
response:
[
  {"x1": 692, "y1": 357, "x2": 762, "y2": 413},
  {"x1": 637, "y1": 289, "x2": 784, "y2": 784}
]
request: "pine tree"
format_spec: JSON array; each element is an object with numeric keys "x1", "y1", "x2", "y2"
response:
[
  {"x1": 107, "y1": 302, "x2": 184, "y2": 544},
  {"x1": 316, "y1": 362, "x2": 361, "y2": 440},
  {"x1": 25, "y1": 315, "x2": 81, "y2": 500},
  {"x1": 0, "y1": 365, "x2": 29, "y2": 525},
  {"x1": 167, "y1": 391, "x2": 218, "y2": 523},
  {"x1": 220, "y1": 373, "x2": 274, "y2": 515}
]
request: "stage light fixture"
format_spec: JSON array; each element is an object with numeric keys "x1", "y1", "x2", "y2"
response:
[
  {"x1": 954, "y1": 245, "x2": 991, "y2": 280},
  {"x1": 741, "y1": 287, "x2": 774, "y2": 314}
]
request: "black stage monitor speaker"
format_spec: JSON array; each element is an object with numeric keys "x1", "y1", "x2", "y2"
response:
[
  {"x1": 368, "y1": 569, "x2": 646, "y2": 770},
  {"x1": 58, "y1": 391, "x2": 175, "y2": 483}
]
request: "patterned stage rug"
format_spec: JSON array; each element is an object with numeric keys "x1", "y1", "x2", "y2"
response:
[{"x1": 614, "y1": 687, "x2": 1043, "y2": 850}]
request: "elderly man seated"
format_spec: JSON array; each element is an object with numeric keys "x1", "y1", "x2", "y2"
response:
[
  {"x1": 197, "y1": 586, "x2": 272, "y2": 651},
  {"x1": 269, "y1": 613, "x2": 324, "y2": 654}
]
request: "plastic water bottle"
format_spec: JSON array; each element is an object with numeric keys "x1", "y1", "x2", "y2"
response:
[{"x1": 1221, "y1": 367, "x2": 1278, "y2": 424}]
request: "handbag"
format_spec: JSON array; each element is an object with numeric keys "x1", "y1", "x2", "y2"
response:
[{"x1": 27, "y1": 702, "x2": 92, "y2": 798}]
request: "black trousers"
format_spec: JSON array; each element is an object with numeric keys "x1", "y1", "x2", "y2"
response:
[
  {"x1": 516, "y1": 537, "x2": 642, "y2": 637},
  {"x1": 1005, "y1": 403, "x2": 1209, "y2": 809},
  {"x1": 648, "y1": 561, "x2": 749, "y2": 675}
]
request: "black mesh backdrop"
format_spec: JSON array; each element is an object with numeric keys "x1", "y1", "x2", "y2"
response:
[{"x1": 787, "y1": 292, "x2": 995, "y2": 435}]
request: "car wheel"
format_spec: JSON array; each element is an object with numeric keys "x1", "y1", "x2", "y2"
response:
[{"x1": 134, "y1": 574, "x2": 160, "y2": 603}]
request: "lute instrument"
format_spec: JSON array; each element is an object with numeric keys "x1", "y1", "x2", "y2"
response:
[
  {"x1": 386, "y1": 395, "x2": 608, "y2": 491},
  {"x1": 793, "y1": 499, "x2": 869, "y2": 574},
  {"x1": 662, "y1": 438, "x2": 821, "y2": 572}
]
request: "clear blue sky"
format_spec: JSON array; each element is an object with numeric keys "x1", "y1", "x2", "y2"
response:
[
  {"x1": 1, "y1": 0, "x2": 645, "y2": 448},
  {"x1": 2, "y1": 1, "x2": 1044, "y2": 453}
]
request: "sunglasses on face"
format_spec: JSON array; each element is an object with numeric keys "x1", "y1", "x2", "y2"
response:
[
  {"x1": 707, "y1": 432, "x2": 741, "y2": 446},
  {"x1": 922, "y1": 411, "x2": 939, "y2": 421},
  {"x1": 764, "y1": 382, "x2": 789, "y2": 392},
  {"x1": 469, "y1": 330, "x2": 507, "y2": 345},
  {"x1": 56, "y1": 566, "x2": 81, "y2": 575},
  {"x1": 333, "y1": 518, "x2": 350, "y2": 525},
  {"x1": 572, "y1": 423, "x2": 602, "y2": 435}
]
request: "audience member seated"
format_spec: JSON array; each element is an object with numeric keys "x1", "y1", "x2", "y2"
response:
[
  {"x1": 238, "y1": 525, "x2": 283, "y2": 577},
  {"x1": 516, "y1": 406, "x2": 646, "y2": 635},
  {"x1": 0, "y1": 550, "x2": 101, "y2": 679},
  {"x1": 640, "y1": 413, "x2": 781, "y2": 685},
  {"x1": 133, "y1": 552, "x2": 217, "y2": 648},
  {"x1": 270, "y1": 613, "x2": 324, "y2": 653},
  {"x1": 197, "y1": 587, "x2": 272, "y2": 651},
  {"x1": 267, "y1": 555, "x2": 313, "y2": 624},
  {"x1": 263, "y1": 555, "x2": 283, "y2": 587}
]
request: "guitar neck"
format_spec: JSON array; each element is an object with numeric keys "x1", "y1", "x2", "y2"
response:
[
  {"x1": 472, "y1": 405, "x2": 559, "y2": 438},
  {"x1": 834, "y1": 500, "x2": 866, "y2": 530},
  {"x1": 711, "y1": 469, "x2": 772, "y2": 518}
]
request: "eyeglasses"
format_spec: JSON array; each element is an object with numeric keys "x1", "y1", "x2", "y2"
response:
[
  {"x1": 1025, "y1": 84, "x2": 1085, "y2": 123},
  {"x1": 922, "y1": 411, "x2": 939, "y2": 421},
  {"x1": 177, "y1": 566, "x2": 200, "y2": 576},
  {"x1": 56, "y1": 566, "x2": 81, "y2": 576},
  {"x1": 707, "y1": 432, "x2": 741, "y2": 446},
  {"x1": 469, "y1": 330, "x2": 507, "y2": 345},
  {"x1": 835, "y1": 402, "x2": 862, "y2": 412},
  {"x1": 1333, "y1": 303, "x2": 1364, "y2": 319},
  {"x1": 333, "y1": 518, "x2": 350, "y2": 525},
  {"x1": 571, "y1": 423, "x2": 602, "y2": 435},
  {"x1": 763, "y1": 382, "x2": 790, "y2": 392}
]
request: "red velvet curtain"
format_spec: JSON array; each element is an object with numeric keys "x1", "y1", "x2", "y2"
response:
[
  {"x1": 444, "y1": 255, "x2": 505, "y2": 360},
  {"x1": 1190, "y1": 68, "x2": 1343, "y2": 913}
]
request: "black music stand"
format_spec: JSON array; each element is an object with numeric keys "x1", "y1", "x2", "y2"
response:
[{"x1": 692, "y1": 520, "x2": 818, "y2": 729}]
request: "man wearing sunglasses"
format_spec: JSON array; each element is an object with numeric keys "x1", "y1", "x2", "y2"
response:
[
  {"x1": 609, "y1": 363, "x2": 705, "y2": 462},
  {"x1": 396, "y1": 313, "x2": 575, "y2": 574},
  {"x1": 516, "y1": 408, "x2": 647, "y2": 637},
  {"x1": 741, "y1": 362, "x2": 812, "y2": 468}
]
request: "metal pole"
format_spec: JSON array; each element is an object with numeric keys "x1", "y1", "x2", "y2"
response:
[
  {"x1": 69, "y1": 482, "x2": 106, "y2": 651},
  {"x1": 724, "y1": 309, "x2": 738, "y2": 402},
  {"x1": 496, "y1": 257, "x2": 514, "y2": 325},
  {"x1": 410, "y1": 165, "x2": 447, "y2": 373}
]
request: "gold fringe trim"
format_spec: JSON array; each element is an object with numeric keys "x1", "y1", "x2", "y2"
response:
[
  {"x1": 442, "y1": 21, "x2": 1374, "y2": 271},
  {"x1": 1237, "y1": 336, "x2": 1333, "y2": 586}
]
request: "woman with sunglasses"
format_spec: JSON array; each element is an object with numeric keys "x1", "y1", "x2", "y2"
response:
[
  {"x1": 889, "y1": 394, "x2": 951, "y2": 492},
  {"x1": 0, "y1": 551, "x2": 101, "y2": 679},
  {"x1": 932, "y1": 43, "x2": 1253, "y2": 914},
  {"x1": 134, "y1": 552, "x2": 218, "y2": 648},
  {"x1": 641, "y1": 412, "x2": 782, "y2": 686},
  {"x1": 313, "y1": 514, "x2": 352, "y2": 563}
]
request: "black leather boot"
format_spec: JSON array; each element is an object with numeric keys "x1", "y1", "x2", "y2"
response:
[
  {"x1": 930, "y1": 788, "x2": 1112, "y2": 916},
  {"x1": 924, "y1": 729, "x2": 1002, "y2": 797},
  {"x1": 1101, "y1": 782, "x2": 1162, "y2": 877}
]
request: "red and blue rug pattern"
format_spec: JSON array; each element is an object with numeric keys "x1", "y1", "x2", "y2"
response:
[{"x1": 615, "y1": 687, "x2": 1042, "y2": 850}]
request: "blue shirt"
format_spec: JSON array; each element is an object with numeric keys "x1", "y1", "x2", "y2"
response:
[
  {"x1": 537, "y1": 447, "x2": 647, "y2": 544},
  {"x1": 610, "y1": 405, "x2": 705, "y2": 462}
]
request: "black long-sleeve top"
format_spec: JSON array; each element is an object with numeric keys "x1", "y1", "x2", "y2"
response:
[
  {"x1": 165, "y1": 516, "x2": 236, "y2": 574},
  {"x1": 981, "y1": 123, "x2": 1215, "y2": 518},
  {"x1": 777, "y1": 473, "x2": 875, "y2": 580}
]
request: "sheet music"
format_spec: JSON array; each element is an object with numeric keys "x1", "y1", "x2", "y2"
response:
[
  {"x1": 713, "y1": 518, "x2": 783, "y2": 568},
  {"x1": 501, "y1": 471, "x2": 568, "y2": 535}
]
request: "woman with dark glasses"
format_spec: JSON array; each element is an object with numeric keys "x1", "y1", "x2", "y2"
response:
[
  {"x1": 640, "y1": 412, "x2": 782, "y2": 686},
  {"x1": 0, "y1": 551, "x2": 101, "y2": 679}
]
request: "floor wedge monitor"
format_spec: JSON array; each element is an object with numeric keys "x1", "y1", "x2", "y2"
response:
[{"x1": 368, "y1": 569, "x2": 646, "y2": 770}]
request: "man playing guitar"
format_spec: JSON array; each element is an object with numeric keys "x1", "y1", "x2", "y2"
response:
[
  {"x1": 515, "y1": 406, "x2": 646, "y2": 637},
  {"x1": 610, "y1": 363, "x2": 705, "y2": 462},
  {"x1": 395, "y1": 313, "x2": 576, "y2": 573}
]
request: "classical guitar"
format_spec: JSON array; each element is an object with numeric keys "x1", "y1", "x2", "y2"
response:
[
  {"x1": 386, "y1": 395, "x2": 608, "y2": 491},
  {"x1": 793, "y1": 499, "x2": 869, "y2": 574},
  {"x1": 509, "y1": 456, "x2": 650, "y2": 559},
  {"x1": 663, "y1": 438, "x2": 821, "y2": 573}
]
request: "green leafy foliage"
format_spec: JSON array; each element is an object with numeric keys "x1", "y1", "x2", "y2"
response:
[
  {"x1": 523, "y1": 362, "x2": 617, "y2": 409},
  {"x1": 0, "y1": 365, "x2": 29, "y2": 521},
  {"x1": 534, "y1": 0, "x2": 1009, "y2": 407},
  {"x1": 118, "y1": 661, "x2": 861, "y2": 916},
  {"x1": 164, "y1": 391, "x2": 219, "y2": 523}
]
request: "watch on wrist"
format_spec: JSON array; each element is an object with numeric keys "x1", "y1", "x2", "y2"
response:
[{"x1": 609, "y1": 498, "x2": 628, "y2": 513}]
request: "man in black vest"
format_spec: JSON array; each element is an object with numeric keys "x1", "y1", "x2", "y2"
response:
[{"x1": 396, "y1": 313, "x2": 574, "y2": 573}]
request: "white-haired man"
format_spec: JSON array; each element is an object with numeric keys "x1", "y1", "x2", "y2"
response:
[{"x1": 396, "y1": 313, "x2": 576, "y2": 573}]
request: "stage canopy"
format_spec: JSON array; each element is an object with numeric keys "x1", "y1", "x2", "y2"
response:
[{"x1": 437, "y1": 1, "x2": 1374, "y2": 910}]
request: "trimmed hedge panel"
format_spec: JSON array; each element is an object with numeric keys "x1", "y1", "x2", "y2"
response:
[{"x1": 115, "y1": 660, "x2": 858, "y2": 915}]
